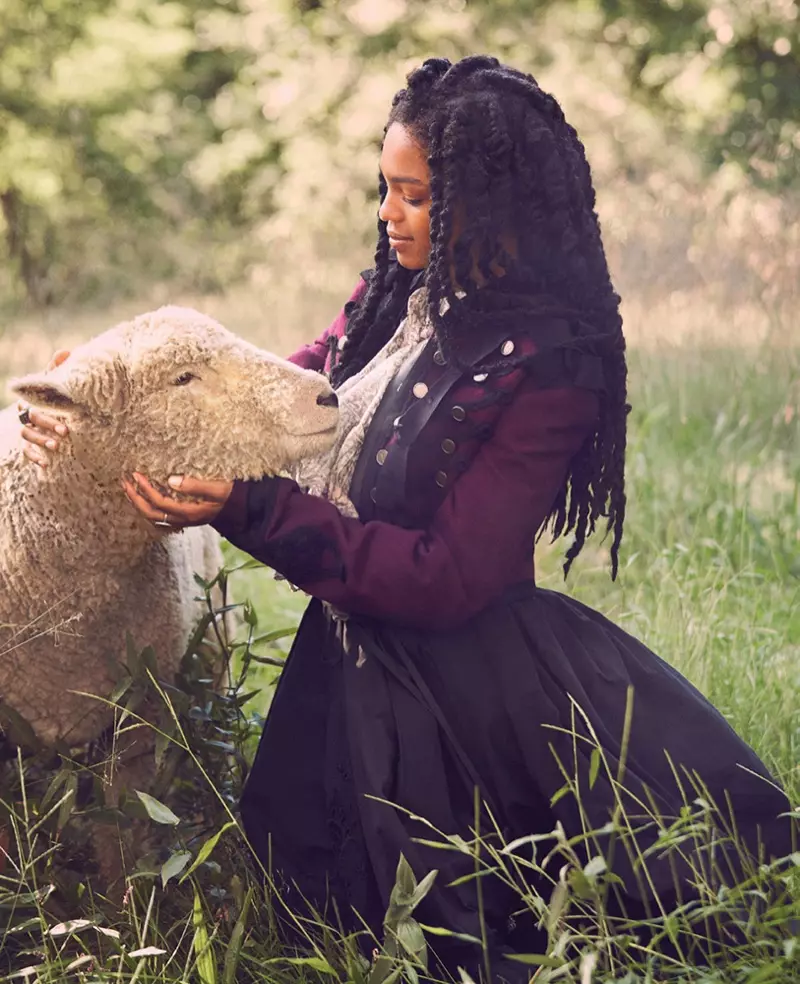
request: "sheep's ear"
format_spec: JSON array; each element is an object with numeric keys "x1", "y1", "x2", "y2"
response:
[{"x1": 10, "y1": 375, "x2": 79, "y2": 412}]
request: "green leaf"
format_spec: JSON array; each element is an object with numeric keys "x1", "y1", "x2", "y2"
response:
[
  {"x1": 193, "y1": 888, "x2": 217, "y2": 984},
  {"x1": 223, "y1": 887, "x2": 253, "y2": 984},
  {"x1": 417, "y1": 924, "x2": 483, "y2": 946},
  {"x1": 265, "y1": 956, "x2": 338, "y2": 975},
  {"x1": 180, "y1": 821, "x2": 236, "y2": 883},
  {"x1": 161, "y1": 850, "x2": 191, "y2": 888},
  {"x1": 57, "y1": 772, "x2": 78, "y2": 831},
  {"x1": 588, "y1": 747, "x2": 602, "y2": 790},
  {"x1": 408, "y1": 868, "x2": 437, "y2": 910},
  {"x1": 505, "y1": 953, "x2": 565, "y2": 967},
  {"x1": 243, "y1": 599, "x2": 258, "y2": 627},
  {"x1": 135, "y1": 790, "x2": 180, "y2": 826}
]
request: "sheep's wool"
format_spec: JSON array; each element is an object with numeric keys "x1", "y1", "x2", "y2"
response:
[{"x1": 294, "y1": 286, "x2": 434, "y2": 516}]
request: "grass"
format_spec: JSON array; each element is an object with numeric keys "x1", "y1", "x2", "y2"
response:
[{"x1": 1, "y1": 323, "x2": 798, "y2": 981}]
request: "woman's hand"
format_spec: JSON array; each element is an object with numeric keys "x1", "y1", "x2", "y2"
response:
[
  {"x1": 19, "y1": 350, "x2": 71, "y2": 468},
  {"x1": 122, "y1": 473, "x2": 234, "y2": 529}
]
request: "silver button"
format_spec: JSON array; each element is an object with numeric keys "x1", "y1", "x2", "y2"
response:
[
  {"x1": 435, "y1": 470, "x2": 448, "y2": 487},
  {"x1": 501, "y1": 339, "x2": 515, "y2": 356},
  {"x1": 393, "y1": 416, "x2": 403, "y2": 428},
  {"x1": 376, "y1": 449, "x2": 388, "y2": 465},
  {"x1": 451, "y1": 405, "x2": 466, "y2": 422},
  {"x1": 433, "y1": 350, "x2": 446, "y2": 366},
  {"x1": 370, "y1": 487, "x2": 378, "y2": 502},
  {"x1": 338, "y1": 335, "x2": 347, "y2": 351},
  {"x1": 441, "y1": 438, "x2": 456, "y2": 455},
  {"x1": 413, "y1": 382, "x2": 429, "y2": 399},
  {"x1": 473, "y1": 372, "x2": 488, "y2": 383}
]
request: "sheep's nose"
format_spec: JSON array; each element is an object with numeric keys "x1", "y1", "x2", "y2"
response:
[{"x1": 316, "y1": 390, "x2": 338, "y2": 409}]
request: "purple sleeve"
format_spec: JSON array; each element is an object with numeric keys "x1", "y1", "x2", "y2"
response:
[
  {"x1": 213, "y1": 380, "x2": 598, "y2": 630},
  {"x1": 286, "y1": 279, "x2": 368, "y2": 370}
]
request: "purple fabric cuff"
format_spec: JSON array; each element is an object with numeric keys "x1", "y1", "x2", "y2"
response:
[{"x1": 212, "y1": 479, "x2": 253, "y2": 540}]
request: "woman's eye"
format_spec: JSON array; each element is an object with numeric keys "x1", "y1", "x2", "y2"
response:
[
  {"x1": 403, "y1": 197, "x2": 424, "y2": 207},
  {"x1": 173, "y1": 372, "x2": 197, "y2": 386}
]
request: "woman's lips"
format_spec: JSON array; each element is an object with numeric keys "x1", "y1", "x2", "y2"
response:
[{"x1": 389, "y1": 235, "x2": 413, "y2": 250}]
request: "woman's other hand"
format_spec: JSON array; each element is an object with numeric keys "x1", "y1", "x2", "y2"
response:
[
  {"x1": 122, "y1": 473, "x2": 234, "y2": 529},
  {"x1": 18, "y1": 350, "x2": 71, "y2": 468}
]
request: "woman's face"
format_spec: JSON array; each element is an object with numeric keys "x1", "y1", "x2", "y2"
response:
[{"x1": 378, "y1": 123, "x2": 432, "y2": 270}]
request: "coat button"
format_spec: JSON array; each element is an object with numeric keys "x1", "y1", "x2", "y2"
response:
[
  {"x1": 473, "y1": 372, "x2": 488, "y2": 383},
  {"x1": 338, "y1": 335, "x2": 348, "y2": 351},
  {"x1": 441, "y1": 438, "x2": 456, "y2": 455},
  {"x1": 435, "y1": 470, "x2": 448, "y2": 487},
  {"x1": 370, "y1": 487, "x2": 378, "y2": 502},
  {"x1": 413, "y1": 382, "x2": 429, "y2": 399},
  {"x1": 376, "y1": 449, "x2": 388, "y2": 465},
  {"x1": 451, "y1": 405, "x2": 466, "y2": 421},
  {"x1": 433, "y1": 349, "x2": 446, "y2": 366},
  {"x1": 501, "y1": 339, "x2": 515, "y2": 356}
]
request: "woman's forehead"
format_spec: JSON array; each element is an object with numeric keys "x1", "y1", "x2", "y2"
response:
[{"x1": 380, "y1": 123, "x2": 429, "y2": 184}]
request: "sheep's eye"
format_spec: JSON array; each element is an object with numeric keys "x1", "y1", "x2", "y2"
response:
[{"x1": 173, "y1": 372, "x2": 198, "y2": 386}]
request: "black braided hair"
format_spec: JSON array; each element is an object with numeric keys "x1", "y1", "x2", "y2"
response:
[{"x1": 332, "y1": 55, "x2": 629, "y2": 578}]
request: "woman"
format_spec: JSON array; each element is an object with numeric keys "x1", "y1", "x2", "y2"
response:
[{"x1": 21, "y1": 57, "x2": 792, "y2": 979}]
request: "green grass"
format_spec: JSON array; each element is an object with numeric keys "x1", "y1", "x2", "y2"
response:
[{"x1": 2, "y1": 339, "x2": 798, "y2": 982}]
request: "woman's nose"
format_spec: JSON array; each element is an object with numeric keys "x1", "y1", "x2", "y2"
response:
[{"x1": 378, "y1": 194, "x2": 400, "y2": 224}]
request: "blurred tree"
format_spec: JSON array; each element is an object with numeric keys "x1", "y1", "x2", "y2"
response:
[
  {"x1": 0, "y1": 0, "x2": 796, "y2": 308},
  {"x1": 589, "y1": 0, "x2": 800, "y2": 187},
  {"x1": 0, "y1": 0, "x2": 276, "y2": 306}
]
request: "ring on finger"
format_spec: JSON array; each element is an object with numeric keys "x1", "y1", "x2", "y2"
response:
[
  {"x1": 18, "y1": 406, "x2": 31, "y2": 426},
  {"x1": 153, "y1": 512, "x2": 172, "y2": 529}
]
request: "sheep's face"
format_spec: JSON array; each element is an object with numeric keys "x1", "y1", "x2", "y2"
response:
[{"x1": 11, "y1": 307, "x2": 339, "y2": 482}]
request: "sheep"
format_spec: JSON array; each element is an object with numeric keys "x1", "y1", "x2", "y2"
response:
[{"x1": 0, "y1": 305, "x2": 338, "y2": 881}]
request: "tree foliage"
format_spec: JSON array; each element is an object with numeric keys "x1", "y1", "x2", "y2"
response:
[{"x1": 0, "y1": 0, "x2": 797, "y2": 307}]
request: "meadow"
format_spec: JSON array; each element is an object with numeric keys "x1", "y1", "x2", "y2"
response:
[{"x1": 1, "y1": 275, "x2": 797, "y2": 981}]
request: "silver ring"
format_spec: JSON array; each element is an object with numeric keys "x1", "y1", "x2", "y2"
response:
[
  {"x1": 154, "y1": 512, "x2": 172, "y2": 528},
  {"x1": 18, "y1": 407, "x2": 31, "y2": 426}
]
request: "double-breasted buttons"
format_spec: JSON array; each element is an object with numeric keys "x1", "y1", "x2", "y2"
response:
[
  {"x1": 370, "y1": 487, "x2": 378, "y2": 502},
  {"x1": 433, "y1": 349, "x2": 446, "y2": 366},
  {"x1": 413, "y1": 382, "x2": 429, "y2": 399},
  {"x1": 441, "y1": 438, "x2": 456, "y2": 455},
  {"x1": 376, "y1": 449, "x2": 388, "y2": 465},
  {"x1": 337, "y1": 335, "x2": 347, "y2": 350},
  {"x1": 473, "y1": 372, "x2": 488, "y2": 383},
  {"x1": 451, "y1": 405, "x2": 466, "y2": 422},
  {"x1": 501, "y1": 339, "x2": 515, "y2": 356},
  {"x1": 435, "y1": 470, "x2": 448, "y2": 487}
]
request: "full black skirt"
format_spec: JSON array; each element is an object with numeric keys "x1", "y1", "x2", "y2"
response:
[{"x1": 240, "y1": 583, "x2": 792, "y2": 979}]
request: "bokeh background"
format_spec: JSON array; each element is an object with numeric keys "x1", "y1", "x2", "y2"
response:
[{"x1": 0, "y1": 0, "x2": 798, "y2": 362}]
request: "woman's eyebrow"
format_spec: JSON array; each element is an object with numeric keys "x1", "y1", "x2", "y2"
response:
[{"x1": 381, "y1": 172, "x2": 427, "y2": 186}]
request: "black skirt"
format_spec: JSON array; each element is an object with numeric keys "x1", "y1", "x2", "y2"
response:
[{"x1": 240, "y1": 582, "x2": 792, "y2": 979}]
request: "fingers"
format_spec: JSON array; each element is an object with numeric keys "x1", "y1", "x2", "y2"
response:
[
  {"x1": 17, "y1": 403, "x2": 68, "y2": 443},
  {"x1": 122, "y1": 473, "x2": 231, "y2": 528},
  {"x1": 166, "y1": 474, "x2": 233, "y2": 503},
  {"x1": 22, "y1": 441, "x2": 50, "y2": 469}
]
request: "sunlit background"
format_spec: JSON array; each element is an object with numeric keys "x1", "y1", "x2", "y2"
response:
[{"x1": 0, "y1": 0, "x2": 798, "y2": 370}]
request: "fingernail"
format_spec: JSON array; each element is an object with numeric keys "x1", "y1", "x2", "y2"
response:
[
  {"x1": 46, "y1": 439, "x2": 57, "y2": 451},
  {"x1": 168, "y1": 476, "x2": 183, "y2": 489},
  {"x1": 55, "y1": 424, "x2": 67, "y2": 437}
]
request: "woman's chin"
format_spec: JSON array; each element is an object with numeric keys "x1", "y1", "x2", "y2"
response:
[{"x1": 392, "y1": 248, "x2": 428, "y2": 271}]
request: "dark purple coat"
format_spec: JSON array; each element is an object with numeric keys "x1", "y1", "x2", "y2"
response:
[
  {"x1": 214, "y1": 279, "x2": 599, "y2": 628},
  {"x1": 213, "y1": 279, "x2": 792, "y2": 980}
]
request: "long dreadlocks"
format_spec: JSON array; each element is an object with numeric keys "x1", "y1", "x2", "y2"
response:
[{"x1": 331, "y1": 55, "x2": 629, "y2": 578}]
